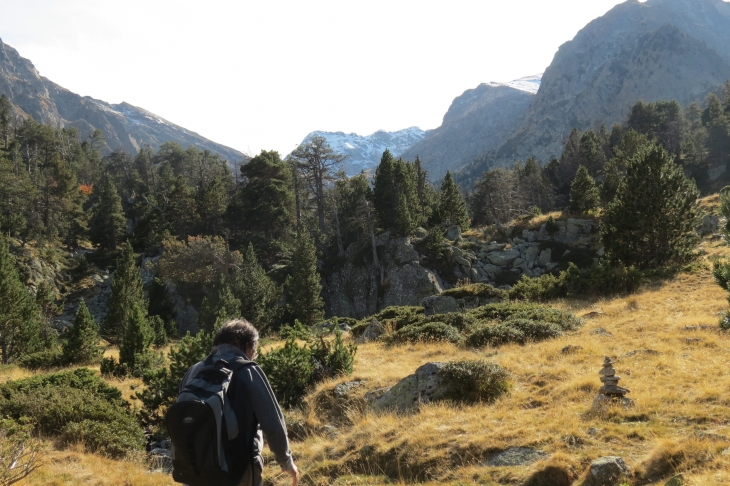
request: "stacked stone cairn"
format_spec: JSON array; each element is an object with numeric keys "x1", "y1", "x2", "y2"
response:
[{"x1": 592, "y1": 357, "x2": 634, "y2": 409}]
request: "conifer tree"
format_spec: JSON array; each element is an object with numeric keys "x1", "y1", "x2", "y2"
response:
[
  {"x1": 0, "y1": 94, "x2": 12, "y2": 149},
  {"x1": 569, "y1": 165, "x2": 600, "y2": 214},
  {"x1": 147, "y1": 277, "x2": 178, "y2": 338},
  {"x1": 89, "y1": 175, "x2": 126, "y2": 250},
  {"x1": 601, "y1": 144, "x2": 700, "y2": 268},
  {"x1": 118, "y1": 302, "x2": 155, "y2": 369},
  {"x1": 438, "y1": 171, "x2": 469, "y2": 229},
  {"x1": 0, "y1": 235, "x2": 48, "y2": 364},
  {"x1": 102, "y1": 243, "x2": 145, "y2": 345},
  {"x1": 62, "y1": 300, "x2": 102, "y2": 365},
  {"x1": 372, "y1": 150, "x2": 420, "y2": 234},
  {"x1": 232, "y1": 243, "x2": 280, "y2": 333},
  {"x1": 149, "y1": 315, "x2": 169, "y2": 348},
  {"x1": 197, "y1": 274, "x2": 241, "y2": 334},
  {"x1": 285, "y1": 231, "x2": 324, "y2": 327}
]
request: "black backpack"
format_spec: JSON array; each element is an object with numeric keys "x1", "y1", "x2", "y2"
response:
[{"x1": 166, "y1": 357, "x2": 252, "y2": 486}]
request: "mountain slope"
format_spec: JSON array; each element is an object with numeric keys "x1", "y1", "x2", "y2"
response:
[
  {"x1": 0, "y1": 38, "x2": 245, "y2": 162},
  {"x1": 300, "y1": 127, "x2": 426, "y2": 176},
  {"x1": 495, "y1": 0, "x2": 730, "y2": 166},
  {"x1": 400, "y1": 75, "x2": 540, "y2": 180}
]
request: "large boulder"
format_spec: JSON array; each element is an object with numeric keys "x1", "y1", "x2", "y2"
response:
[
  {"x1": 422, "y1": 295, "x2": 459, "y2": 315},
  {"x1": 486, "y1": 248, "x2": 520, "y2": 266},
  {"x1": 445, "y1": 225, "x2": 462, "y2": 241},
  {"x1": 373, "y1": 362, "x2": 454, "y2": 412},
  {"x1": 389, "y1": 237, "x2": 420, "y2": 265},
  {"x1": 485, "y1": 447, "x2": 549, "y2": 467},
  {"x1": 698, "y1": 214, "x2": 719, "y2": 236},
  {"x1": 355, "y1": 319, "x2": 386, "y2": 344},
  {"x1": 589, "y1": 456, "x2": 631, "y2": 486},
  {"x1": 382, "y1": 263, "x2": 443, "y2": 308}
]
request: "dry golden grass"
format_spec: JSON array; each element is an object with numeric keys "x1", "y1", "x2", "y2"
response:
[{"x1": 7, "y1": 236, "x2": 730, "y2": 485}]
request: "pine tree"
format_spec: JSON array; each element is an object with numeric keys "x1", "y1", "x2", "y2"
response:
[
  {"x1": 118, "y1": 302, "x2": 155, "y2": 369},
  {"x1": 0, "y1": 235, "x2": 48, "y2": 364},
  {"x1": 147, "y1": 277, "x2": 178, "y2": 338},
  {"x1": 232, "y1": 243, "x2": 281, "y2": 333},
  {"x1": 62, "y1": 300, "x2": 102, "y2": 365},
  {"x1": 149, "y1": 315, "x2": 169, "y2": 348},
  {"x1": 197, "y1": 274, "x2": 241, "y2": 334},
  {"x1": 0, "y1": 94, "x2": 12, "y2": 149},
  {"x1": 285, "y1": 231, "x2": 324, "y2": 327},
  {"x1": 102, "y1": 243, "x2": 145, "y2": 345},
  {"x1": 372, "y1": 150, "x2": 420, "y2": 234},
  {"x1": 89, "y1": 175, "x2": 126, "y2": 250},
  {"x1": 438, "y1": 171, "x2": 469, "y2": 229},
  {"x1": 601, "y1": 144, "x2": 700, "y2": 268},
  {"x1": 569, "y1": 165, "x2": 600, "y2": 214},
  {"x1": 230, "y1": 150, "x2": 295, "y2": 258}
]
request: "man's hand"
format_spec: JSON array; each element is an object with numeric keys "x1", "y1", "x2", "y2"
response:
[{"x1": 283, "y1": 463, "x2": 300, "y2": 486}]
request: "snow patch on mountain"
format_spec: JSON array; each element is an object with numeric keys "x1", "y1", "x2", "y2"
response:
[
  {"x1": 487, "y1": 74, "x2": 542, "y2": 94},
  {"x1": 300, "y1": 126, "x2": 426, "y2": 176}
]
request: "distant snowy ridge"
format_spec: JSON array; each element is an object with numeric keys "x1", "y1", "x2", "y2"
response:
[
  {"x1": 486, "y1": 74, "x2": 542, "y2": 94},
  {"x1": 300, "y1": 127, "x2": 426, "y2": 176}
]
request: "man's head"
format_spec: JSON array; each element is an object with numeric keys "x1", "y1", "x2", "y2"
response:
[{"x1": 213, "y1": 319, "x2": 259, "y2": 360}]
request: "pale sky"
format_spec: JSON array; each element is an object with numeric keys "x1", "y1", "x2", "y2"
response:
[{"x1": 0, "y1": 0, "x2": 637, "y2": 157}]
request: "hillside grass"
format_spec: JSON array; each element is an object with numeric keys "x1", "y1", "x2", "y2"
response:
[{"x1": 3, "y1": 236, "x2": 730, "y2": 484}]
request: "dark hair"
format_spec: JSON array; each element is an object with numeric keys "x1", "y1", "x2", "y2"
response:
[{"x1": 213, "y1": 319, "x2": 259, "y2": 352}]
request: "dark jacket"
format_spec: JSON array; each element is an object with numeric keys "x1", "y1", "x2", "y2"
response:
[{"x1": 180, "y1": 343, "x2": 294, "y2": 484}]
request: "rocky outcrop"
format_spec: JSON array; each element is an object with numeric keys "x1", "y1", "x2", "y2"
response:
[
  {"x1": 372, "y1": 362, "x2": 454, "y2": 412},
  {"x1": 0, "y1": 38, "x2": 245, "y2": 163},
  {"x1": 400, "y1": 77, "x2": 539, "y2": 180},
  {"x1": 589, "y1": 456, "x2": 631, "y2": 486},
  {"x1": 324, "y1": 235, "x2": 443, "y2": 319},
  {"x1": 494, "y1": 0, "x2": 730, "y2": 168}
]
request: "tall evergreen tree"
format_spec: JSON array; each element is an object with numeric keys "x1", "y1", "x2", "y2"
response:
[
  {"x1": 569, "y1": 165, "x2": 600, "y2": 214},
  {"x1": 89, "y1": 175, "x2": 126, "y2": 250},
  {"x1": 285, "y1": 231, "x2": 324, "y2": 327},
  {"x1": 232, "y1": 244, "x2": 281, "y2": 333},
  {"x1": 372, "y1": 150, "x2": 420, "y2": 234},
  {"x1": 197, "y1": 274, "x2": 241, "y2": 334},
  {"x1": 0, "y1": 235, "x2": 48, "y2": 364},
  {"x1": 118, "y1": 302, "x2": 155, "y2": 369},
  {"x1": 601, "y1": 144, "x2": 700, "y2": 268},
  {"x1": 230, "y1": 150, "x2": 295, "y2": 257},
  {"x1": 147, "y1": 277, "x2": 178, "y2": 338},
  {"x1": 437, "y1": 171, "x2": 469, "y2": 229},
  {"x1": 102, "y1": 243, "x2": 145, "y2": 345},
  {"x1": 62, "y1": 300, "x2": 102, "y2": 365}
]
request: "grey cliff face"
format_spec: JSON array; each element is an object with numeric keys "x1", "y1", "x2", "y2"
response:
[
  {"x1": 0, "y1": 38, "x2": 245, "y2": 163},
  {"x1": 494, "y1": 0, "x2": 730, "y2": 166},
  {"x1": 400, "y1": 81, "x2": 536, "y2": 180}
]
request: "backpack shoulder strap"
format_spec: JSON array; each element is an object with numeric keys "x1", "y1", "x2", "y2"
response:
[{"x1": 214, "y1": 357, "x2": 254, "y2": 441}]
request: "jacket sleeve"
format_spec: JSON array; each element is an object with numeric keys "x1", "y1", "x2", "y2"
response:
[{"x1": 243, "y1": 364, "x2": 295, "y2": 471}]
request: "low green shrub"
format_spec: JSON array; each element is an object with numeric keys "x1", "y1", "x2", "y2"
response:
[
  {"x1": 61, "y1": 417, "x2": 145, "y2": 458},
  {"x1": 258, "y1": 338, "x2": 315, "y2": 409},
  {"x1": 425, "y1": 312, "x2": 476, "y2": 331},
  {"x1": 439, "y1": 360, "x2": 511, "y2": 403},
  {"x1": 466, "y1": 323, "x2": 525, "y2": 347},
  {"x1": 440, "y1": 283, "x2": 508, "y2": 301},
  {"x1": 387, "y1": 322, "x2": 461, "y2": 345},
  {"x1": 563, "y1": 262, "x2": 643, "y2": 297},
  {"x1": 311, "y1": 329, "x2": 357, "y2": 377},
  {"x1": 503, "y1": 318, "x2": 564, "y2": 340},
  {"x1": 509, "y1": 274, "x2": 564, "y2": 302},
  {"x1": 0, "y1": 368, "x2": 143, "y2": 458},
  {"x1": 17, "y1": 349, "x2": 65, "y2": 370},
  {"x1": 468, "y1": 302, "x2": 581, "y2": 330},
  {"x1": 372, "y1": 306, "x2": 424, "y2": 330},
  {"x1": 349, "y1": 320, "x2": 370, "y2": 338}
]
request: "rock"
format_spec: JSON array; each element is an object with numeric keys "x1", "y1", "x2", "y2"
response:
[
  {"x1": 597, "y1": 247, "x2": 605, "y2": 257},
  {"x1": 582, "y1": 311, "x2": 603, "y2": 319},
  {"x1": 592, "y1": 394, "x2": 634, "y2": 410},
  {"x1": 485, "y1": 447, "x2": 548, "y2": 467},
  {"x1": 487, "y1": 249, "x2": 521, "y2": 266},
  {"x1": 451, "y1": 246, "x2": 464, "y2": 257},
  {"x1": 482, "y1": 264, "x2": 501, "y2": 276},
  {"x1": 374, "y1": 231, "x2": 391, "y2": 246},
  {"x1": 587, "y1": 427, "x2": 598, "y2": 436},
  {"x1": 598, "y1": 357, "x2": 630, "y2": 397},
  {"x1": 589, "y1": 456, "x2": 631, "y2": 486},
  {"x1": 524, "y1": 246, "x2": 540, "y2": 265},
  {"x1": 445, "y1": 225, "x2": 462, "y2": 241},
  {"x1": 561, "y1": 345, "x2": 583, "y2": 355},
  {"x1": 413, "y1": 227, "x2": 429, "y2": 239},
  {"x1": 333, "y1": 380, "x2": 367, "y2": 397},
  {"x1": 512, "y1": 257, "x2": 525, "y2": 267},
  {"x1": 693, "y1": 430, "x2": 729, "y2": 442},
  {"x1": 382, "y1": 263, "x2": 443, "y2": 308},
  {"x1": 619, "y1": 349, "x2": 659, "y2": 359},
  {"x1": 664, "y1": 474, "x2": 685, "y2": 486},
  {"x1": 373, "y1": 362, "x2": 454, "y2": 412},
  {"x1": 390, "y1": 237, "x2": 420, "y2": 265},
  {"x1": 469, "y1": 268, "x2": 479, "y2": 281},
  {"x1": 364, "y1": 387, "x2": 390, "y2": 402},
  {"x1": 422, "y1": 295, "x2": 459, "y2": 316},
  {"x1": 486, "y1": 243, "x2": 507, "y2": 252},
  {"x1": 698, "y1": 214, "x2": 719, "y2": 236},
  {"x1": 454, "y1": 254, "x2": 471, "y2": 267},
  {"x1": 589, "y1": 327, "x2": 613, "y2": 337},
  {"x1": 322, "y1": 424, "x2": 339, "y2": 438},
  {"x1": 538, "y1": 249, "x2": 552, "y2": 265},
  {"x1": 355, "y1": 319, "x2": 386, "y2": 344}
]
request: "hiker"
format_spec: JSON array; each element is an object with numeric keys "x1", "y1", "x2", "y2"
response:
[{"x1": 171, "y1": 319, "x2": 300, "y2": 486}]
